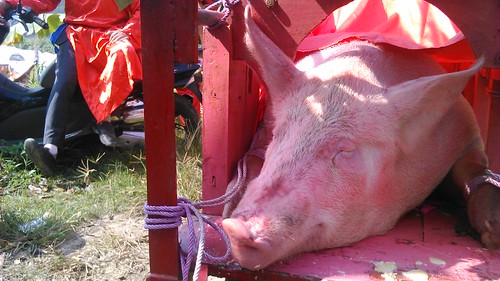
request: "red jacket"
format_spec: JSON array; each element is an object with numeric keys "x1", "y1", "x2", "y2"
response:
[{"x1": 7, "y1": 0, "x2": 142, "y2": 122}]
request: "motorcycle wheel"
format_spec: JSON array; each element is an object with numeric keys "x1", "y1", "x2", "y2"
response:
[{"x1": 174, "y1": 94, "x2": 200, "y2": 145}]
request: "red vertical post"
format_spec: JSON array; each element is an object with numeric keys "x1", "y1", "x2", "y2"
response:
[
  {"x1": 486, "y1": 69, "x2": 500, "y2": 171},
  {"x1": 201, "y1": 18, "x2": 260, "y2": 215},
  {"x1": 141, "y1": 0, "x2": 178, "y2": 280},
  {"x1": 472, "y1": 72, "x2": 490, "y2": 150},
  {"x1": 174, "y1": 0, "x2": 198, "y2": 63}
]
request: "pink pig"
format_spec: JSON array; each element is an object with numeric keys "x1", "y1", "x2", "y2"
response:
[{"x1": 221, "y1": 5, "x2": 500, "y2": 270}]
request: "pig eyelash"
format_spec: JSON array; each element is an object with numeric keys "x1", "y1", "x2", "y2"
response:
[
  {"x1": 337, "y1": 150, "x2": 354, "y2": 158},
  {"x1": 331, "y1": 148, "x2": 354, "y2": 161},
  {"x1": 332, "y1": 150, "x2": 357, "y2": 171}
]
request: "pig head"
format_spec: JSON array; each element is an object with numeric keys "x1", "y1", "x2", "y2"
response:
[{"x1": 222, "y1": 5, "x2": 485, "y2": 270}]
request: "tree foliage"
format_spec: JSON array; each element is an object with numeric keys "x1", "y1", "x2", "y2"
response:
[
  {"x1": 115, "y1": 0, "x2": 134, "y2": 11},
  {"x1": 4, "y1": 0, "x2": 131, "y2": 50},
  {"x1": 3, "y1": 13, "x2": 63, "y2": 52}
]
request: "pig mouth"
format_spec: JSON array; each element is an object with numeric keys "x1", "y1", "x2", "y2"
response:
[{"x1": 222, "y1": 218, "x2": 278, "y2": 269}]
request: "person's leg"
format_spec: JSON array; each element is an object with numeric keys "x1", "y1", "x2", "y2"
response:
[
  {"x1": 24, "y1": 30, "x2": 78, "y2": 176},
  {"x1": 43, "y1": 30, "x2": 78, "y2": 150},
  {"x1": 93, "y1": 117, "x2": 118, "y2": 147}
]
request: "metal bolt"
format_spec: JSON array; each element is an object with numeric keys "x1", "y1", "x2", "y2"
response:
[{"x1": 266, "y1": 0, "x2": 275, "y2": 8}]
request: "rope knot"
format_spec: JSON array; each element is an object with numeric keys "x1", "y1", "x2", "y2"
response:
[
  {"x1": 143, "y1": 202, "x2": 184, "y2": 229},
  {"x1": 144, "y1": 197, "x2": 232, "y2": 281},
  {"x1": 143, "y1": 154, "x2": 254, "y2": 281}
]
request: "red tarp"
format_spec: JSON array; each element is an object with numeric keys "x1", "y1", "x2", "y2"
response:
[{"x1": 296, "y1": 0, "x2": 475, "y2": 63}]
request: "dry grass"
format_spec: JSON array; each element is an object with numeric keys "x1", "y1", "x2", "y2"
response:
[
  {"x1": 0, "y1": 133, "x2": 210, "y2": 280},
  {"x1": 1, "y1": 212, "x2": 149, "y2": 280}
]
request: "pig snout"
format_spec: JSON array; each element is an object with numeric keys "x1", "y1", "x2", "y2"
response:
[{"x1": 222, "y1": 217, "x2": 274, "y2": 270}]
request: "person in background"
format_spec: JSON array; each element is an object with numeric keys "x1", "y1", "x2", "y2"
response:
[{"x1": 0, "y1": 0, "x2": 142, "y2": 176}]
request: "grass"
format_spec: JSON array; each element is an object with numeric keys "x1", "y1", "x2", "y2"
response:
[{"x1": 0, "y1": 131, "x2": 203, "y2": 279}]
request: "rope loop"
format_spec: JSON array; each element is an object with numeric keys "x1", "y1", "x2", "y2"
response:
[
  {"x1": 466, "y1": 169, "x2": 500, "y2": 200},
  {"x1": 205, "y1": 0, "x2": 242, "y2": 29}
]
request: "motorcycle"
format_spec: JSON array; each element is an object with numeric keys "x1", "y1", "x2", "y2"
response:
[{"x1": 0, "y1": 4, "x2": 202, "y2": 147}]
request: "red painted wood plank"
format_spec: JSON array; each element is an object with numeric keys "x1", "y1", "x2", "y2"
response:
[
  {"x1": 141, "y1": 0, "x2": 178, "y2": 279},
  {"x1": 201, "y1": 25, "x2": 233, "y2": 215},
  {"x1": 472, "y1": 72, "x2": 490, "y2": 145},
  {"x1": 201, "y1": 29, "x2": 259, "y2": 215},
  {"x1": 469, "y1": 69, "x2": 500, "y2": 172},
  {"x1": 486, "y1": 72, "x2": 500, "y2": 171},
  {"x1": 174, "y1": 0, "x2": 198, "y2": 63}
]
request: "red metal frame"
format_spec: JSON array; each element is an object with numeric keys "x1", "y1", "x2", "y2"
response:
[
  {"x1": 143, "y1": 0, "x2": 500, "y2": 280},
  {"x1": 201, "y1": 0, "x2": 500, "y2": 217}
]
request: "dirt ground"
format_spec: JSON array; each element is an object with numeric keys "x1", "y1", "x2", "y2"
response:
[
  {"x1": 59, "y1": 213, "x2": 151, "y2": 280},
  {"x1": 0, "y1": 213, "x2": 225, "y2": 281}
]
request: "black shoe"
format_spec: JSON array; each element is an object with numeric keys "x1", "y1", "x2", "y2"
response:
[
  {"x1": 93, "y1": 121, "x2": 118, "y2": 147},
  {"x1": 24, "y1": 138, "x2": 56, "y2": 177}
]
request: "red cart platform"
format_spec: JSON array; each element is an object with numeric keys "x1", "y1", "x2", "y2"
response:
[{"x1": 201, "y1": 206, "x2": 500, "y2": 280}]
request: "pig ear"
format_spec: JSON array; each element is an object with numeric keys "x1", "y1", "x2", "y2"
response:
[
  {"x1": 244, "y1": 5, "x2": 303, "y2": 103},
  {"x1": 387, "y1": 57, "x2": 484, "y2": 117}
]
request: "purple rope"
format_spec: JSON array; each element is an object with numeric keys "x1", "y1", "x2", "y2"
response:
[
  {"x1": 466, "y1": 169, "x2": 500, "y2": 200},
  {"x1": 205, "y1": 0, "x2": 241, "y2": 29},
  {"x1": 144, "y1": 154, "x2": 252, "y2": 281}
]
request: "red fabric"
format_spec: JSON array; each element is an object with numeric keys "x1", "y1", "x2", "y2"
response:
[
  {"x1": 8, "y1": 0, "x2": 142, "y2": 122},
  {"x1": 296, "y1": 0, "x2": 474, "y2": 63}
]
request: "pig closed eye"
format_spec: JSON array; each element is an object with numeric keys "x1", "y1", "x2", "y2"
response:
[
  {"x1": 331, "y1": 139, "x2": 356, "y2": 168},
  {"x1": 334, "y1": 150, "x2": 353, "y2": 161},
  {"x1": 332, "y1": 149, "x2": 357, "y2": 170}
]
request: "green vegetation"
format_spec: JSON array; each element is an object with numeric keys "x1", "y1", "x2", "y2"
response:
[
  {"x1": 14, "y1": 35, "x2": 54, "y2": 53},
  {"x1": 0, "y1": 133, "x2": 203, "y2": 279}
]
